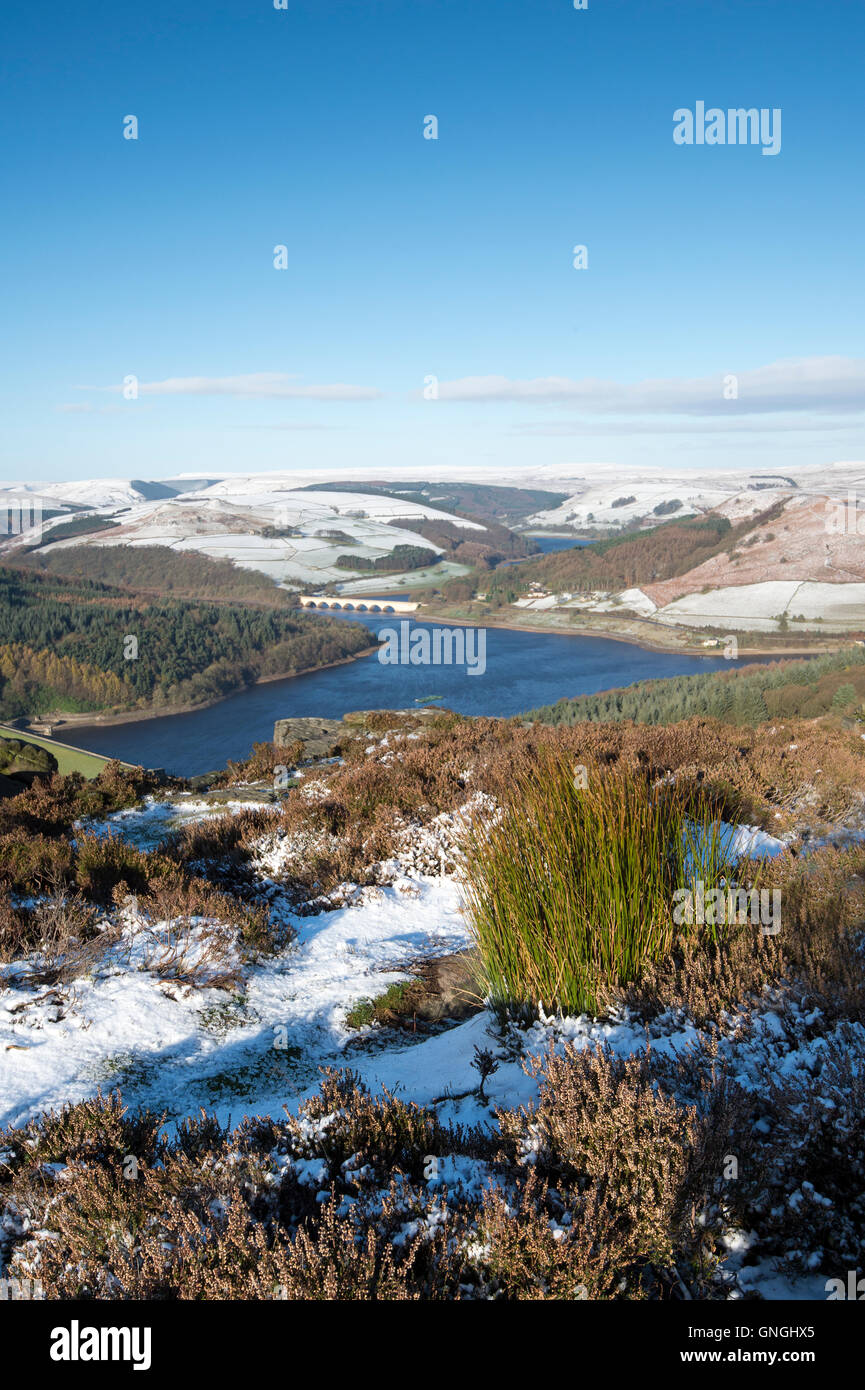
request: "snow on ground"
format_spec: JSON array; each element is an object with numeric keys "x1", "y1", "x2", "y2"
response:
[
  {"x1": 87, "y1": 506, "x2": 454, "y2": 585},
  {"x1": 4, "y1": 478, "x2": 486, "y2": 585},
  {"x1": 529, "y1": 482, "x2": 721, "y2": 530},
  {"x1": 1, "y1": 798, "x2": 787, "y2": 1138},
  {"x1": 79, "y1": 794, "x2": 275, "y2": 852},
  {"x1": 524, "y1": 468, "x2": 804, "y2": 532},
  {"x1": 514, "y1": 594, "x2": 559, "y2": 610},
  {"x1": 533, "y1": 575, "x2": 865, "y2": 632},
  {"x1": 179, "y1": 480, "x2": 486, "y2": 530},
  {"x1": 0, "y1": 873, "x2": 471, "y2": 1134},
  {"x1": 619, "y1": 587, "x2": 657, "y2": 615},
  {"x1": 655, "y1": 580, "x2": 865, "y2": 631},
  {"x1": 0, "y1": 479, "x2": 151, "y2": 511},
  {"x1": 515, "y1": 588, "x2": 657, "y2": 616},
  {"x1": 336, "y1": 559, "x2": 472, "y2": 594},
  {"x1": 0, "y1": 786, "x2": 847, "y2": 1298},
  {"x1": 5, "y1": 461, "x2": 865, "y2": 528},
  {"x1": 519, "y1": 587, "x2": 656, "y2": 617},
  {"x1": 720, "y1": 821, "x2": 787, "y2": 858},
  {"x1": 523, "y1": 461, "x2": 865, "y2": 532}
]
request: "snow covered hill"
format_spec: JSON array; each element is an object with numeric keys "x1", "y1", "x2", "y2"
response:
[{"x1": 0, "y1": 474, "x2": 487, "y2": 587}]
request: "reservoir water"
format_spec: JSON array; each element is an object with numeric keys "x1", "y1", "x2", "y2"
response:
[{"x1": 70, "y1": 613, "x2": 746, "y2": 776}]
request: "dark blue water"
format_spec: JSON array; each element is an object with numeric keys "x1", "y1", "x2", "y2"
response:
[
  {"x1": 69, "y1": 613, "x2": 749, "y2": 777},
  {"x1": 528, "y1": 535, "x2": 589, "y2": 553},
  {"x1": 497, "y1": 534, "x2": 589, "y2": 565}
]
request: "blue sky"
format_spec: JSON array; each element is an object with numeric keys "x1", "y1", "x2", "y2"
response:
[{"x1": 1, "y1": 0, "x2": 863, "y2": 483}]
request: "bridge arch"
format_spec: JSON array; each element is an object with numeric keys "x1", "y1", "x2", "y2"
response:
[{"x1": 299, "y1": 593, "x2": 418, "y2": 613}]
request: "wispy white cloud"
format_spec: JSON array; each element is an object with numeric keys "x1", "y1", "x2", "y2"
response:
[
  {"x1": 55, "y1": 403, "x2": 128, "y2": 415},
  {"x1": 513, "y1": 415, "x2": 865, "y2": 437},
  {"x1": 229, "y1": 422, "x2": 343, "y2": 432},
  {"x1": 93, "y1": 373, "x2": 382, "y2": 401},
  {"x1": 425, "y1": 357, "x2": 865, "y2": 415}
]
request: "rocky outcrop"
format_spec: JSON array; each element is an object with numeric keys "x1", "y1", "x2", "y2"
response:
[
  {"x1": 272, "y1": 717, "x2": 353, "y2": 759},
  {"x1": 273, "y1": 708, "x2": 446, "y2": 757}
]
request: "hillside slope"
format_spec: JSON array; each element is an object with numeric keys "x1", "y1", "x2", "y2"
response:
[{"x1": 644, "y1": 496, "x2": 865, "y2": 607}]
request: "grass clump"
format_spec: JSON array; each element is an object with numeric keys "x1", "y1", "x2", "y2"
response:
[
  {"x1": 345, "y1": 980, "x2": 423, "y2": 1030},
  {"x1": 461, "y1": 757, "x2": 754, "y2": 1018}
]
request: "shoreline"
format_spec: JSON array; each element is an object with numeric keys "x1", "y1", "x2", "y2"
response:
[
  {"x1": 409, "y1": 607, "x2": 844, "y2": 660},
  {"x1": 18, "y1": 642, "x2": 379, "y2": 734},
  {"x1": 14, "y1": 610, "x2": 847, "y2": 746}
]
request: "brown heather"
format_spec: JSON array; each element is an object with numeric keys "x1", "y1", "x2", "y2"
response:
[
  {"x1": 0, "y1": 761, "x2": 179, "y2": 841},
  {"x1": 3, "y1": 826, "x2": 865, "y2": 1304},
  {"x1": 210, "y1": 713, "x2": 864, "y2": 907},
  {"x1": 275, "y1": 712, "x2": 865, "y2": 848},
  {"x1": 210, "y1": 739, "x2": 305, "y2": 788},
  {"x1": 2, "y1": 709, "x2": 864, "y2": 979},
  {"x1": 6, "y1": 1022, "x2": 858, "y2": 1299},
  {"x1": 492, "y1": 1044, "x2": 748, "y2": 1299},
  {"x1": 157, "y1": 806, "x2": 275, "y2": 889},
  {"x1": 2, "y1": 711, "x2": 865, "y2": 1296},
  {"x1": 619, "y1": 845, "x2": 865, "y2": 1026},
  {"x1": 0, "y1": 1053, "x2": 739, "y2": 1300}
]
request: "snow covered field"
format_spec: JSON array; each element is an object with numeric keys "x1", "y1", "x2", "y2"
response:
[
  {"x1": 0, "y1": 476, "x2": 486, "y2": 587},
  {"x1": 523, "y1": 460, "x2": 865, "y2": 532},
  {"x1": 655, "y1": 580, "x2": 865, "y2": 632},
  {"x1": 6, "y1": 460, "x2": 865, "y2": 552}
]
